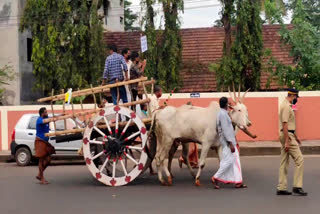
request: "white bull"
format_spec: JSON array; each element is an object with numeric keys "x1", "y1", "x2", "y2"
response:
[{"x1": 151, "y1": 92, "x2": 252, "y2": 186}]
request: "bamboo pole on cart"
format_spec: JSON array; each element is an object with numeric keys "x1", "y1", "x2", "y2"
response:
[
  {"x1": 78, "y1": 88, "x2": 86, "y2": 123},
  {"x1": 91, "y1": 84, "x2": 97, "y2": 110},
  {"x1": 39, "y1": 79, "x2": 155, "y2": 103},
  {"x1": 99, "y1": 92, "x2": 103, "y2": 106},
  {"x1": 50, "y1": 89, "x2": 57, "y2": 131},
  {"x1": 45, "y1": 118, "x2": 152, "y2": 137},
  {"x1": 151, "y1": 78, "x2": 154, "y2": 97},
  {"x1": 43, "y1": 98, "x2": 151, "y2": 123},
  {"x1": 61, "y1": 89, "x2": 67, "y2": 130},
  {"x1": 37, "y1": 77, "x2": 149, "y2": 102}
]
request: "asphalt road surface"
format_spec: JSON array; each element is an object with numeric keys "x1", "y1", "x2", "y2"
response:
[{"x1": 1, "y1": 156, "x2": 319, "y2": 214}]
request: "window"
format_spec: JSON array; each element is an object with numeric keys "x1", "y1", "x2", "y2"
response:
[
  {"x1": 27, "y1": 38, "x2": 32, "y2": 62},
  {"x1": 120, "y1": 16, "x2": 124, "y2": 24},
  {"x1": 120, "y1": 0, "x2": 124, "y2": 6},
  {"x1": 49, "y1": 119, "x2": 76, "y2": 131},
  {"x1": 28, "y1": 116, "x2": 38, "y2": 129}
]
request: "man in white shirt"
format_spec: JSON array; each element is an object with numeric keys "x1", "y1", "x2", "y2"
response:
[{"x1": 149, "y1": 85, "x2": 163, "y2": 115}]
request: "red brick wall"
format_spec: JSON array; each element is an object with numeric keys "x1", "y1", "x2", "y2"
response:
[{"x1": 104, "y1": 25, "x2": 293, "y2": 92}]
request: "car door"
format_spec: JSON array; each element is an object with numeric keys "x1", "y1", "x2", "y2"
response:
[
  {"x1": 64, "y1": 119, "x2": 83, "y2": 151},
  {"x1": 51, "y1": 119, "x2": 82, "y2": 151},
  {"x1": 22, "y1": 116, "x2": 37, "y2": 153}
]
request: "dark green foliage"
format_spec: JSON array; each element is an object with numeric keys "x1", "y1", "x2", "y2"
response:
[
  {"x1": 20, "y1": 0, "x2": 105, "y2": 96},
  {"x1": 213, "y1": 0, "x2": 263, "y2": 91},
  {"x1": 290, "y1": 0, "x2": 320, "y2": 31},
  {"x1": 0, "y1": 64, "x2": 15, "y2": 103},
  {"x1": 271, "y1": 0, "x2": 320, "y2": 90},
  {"x1": 142, "y1": 0, "x2": 183, "y2": 92},
  {"x1": 142, "y1": 0, "x2": 159, "y2": 80},
  {"x1": 159, "y1": 0, "x2": 184, "y2": 91},
  {"x1": 232, "y1": 0, "x2": 263, "y2": 90}
]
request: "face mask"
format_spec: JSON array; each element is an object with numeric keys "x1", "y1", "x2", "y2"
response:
[{"x1": 292, "y1": 98, "x2": 298, "y2": 105}]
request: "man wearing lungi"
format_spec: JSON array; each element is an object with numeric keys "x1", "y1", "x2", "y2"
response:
[
  {"x1": 212, "y1": 97, "x2": 247, "y2": 189},
  {"x1": 35, "y1": 107, "x2": 55, "y2": 184}
]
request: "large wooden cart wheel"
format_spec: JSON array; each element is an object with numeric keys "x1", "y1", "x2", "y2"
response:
[{"x1": 82, "y1": 106, "x2": 149, "y2": 186}]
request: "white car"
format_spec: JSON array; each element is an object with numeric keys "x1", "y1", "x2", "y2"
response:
[{"x1": 10, "y1": 114, "x2": 84, "y2": 166}]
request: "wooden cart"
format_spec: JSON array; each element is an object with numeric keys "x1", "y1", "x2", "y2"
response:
[{"x1": 38, "y1": 77, "x2": 157, "y2": 186}]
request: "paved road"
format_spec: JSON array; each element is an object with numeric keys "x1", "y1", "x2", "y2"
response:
[{"x1": 0, "y1": 156, "x2": 319, "y2": 214}]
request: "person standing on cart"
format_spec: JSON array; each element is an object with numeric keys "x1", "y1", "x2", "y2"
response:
[
  {"x1": 35, "y1": 107, "x2": 55, "y2": 184},
  {"x1": 102, "y1": 44, "x2": 128, "y2": 105}
]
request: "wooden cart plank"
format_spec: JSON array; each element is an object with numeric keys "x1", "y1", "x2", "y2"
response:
[
  {"x1": 45, "y1": 118, "x2": 152, "y2": 137},
  {"x1": 37, "y1": 77, "x2": 153, "y2": 102},
  {"x1": 43, "y1": 98, "x2": 151, "y2": 123}
]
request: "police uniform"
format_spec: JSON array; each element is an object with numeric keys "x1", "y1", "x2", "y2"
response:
[{"x1": 277, "y1": 89, "x2": 306, "y2": 196}]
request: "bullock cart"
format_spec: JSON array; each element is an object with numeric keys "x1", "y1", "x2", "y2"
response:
[{"x1": 38, "y1": 77, "x2": 157, "y2": 186}]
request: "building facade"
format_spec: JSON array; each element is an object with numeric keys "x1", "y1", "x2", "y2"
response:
[
  {"x1": 99, "y1": 0, "x2": 125, "y2": 32},
  {"x1": 0, "y1": 0, "x2": 36, "y2": 105}
]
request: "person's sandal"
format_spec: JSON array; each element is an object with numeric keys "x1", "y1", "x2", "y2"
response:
[
  {"x1": 211, "y1": 177, "x2": 220, "y2": 189},
  {"x1": 235, "y1": 184, "x2": 247, "y2": 188}
]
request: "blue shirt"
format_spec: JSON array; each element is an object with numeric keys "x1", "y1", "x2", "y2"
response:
[
  {"x1": 36, "y1": 117, "x2": 50, "y2": 142},
  {"x1": 103, "y1": 53, "x2": 128, "y2": 84}
]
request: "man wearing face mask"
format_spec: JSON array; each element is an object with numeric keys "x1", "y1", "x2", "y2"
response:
[{"x1": 277, "y1": 89, "x2": 307, "y2": 196}]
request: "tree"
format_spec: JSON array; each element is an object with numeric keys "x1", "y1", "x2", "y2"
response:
[
  {"x1": 141, "y1": 0, "x2": 183, "y2": 92},
  {"x1": 158, "y1": 0, "x2": 184, "y2": 91},
  {"x1": 290, "y1": 0, "x2": 320, "y2": 30},
  {"x1": 232, "y1": 0, "x2": 263, "y2": 90},
  {"x1": 124, "y1": 0, "x2": 141, "y2": 31},
  {"x1": 272, "y1": 0, "x2": 320, "y2": 90},
  {"x1": 211, "y1": 0, "x2": 235, "y2": 91},
  {"x1": 213, "y1": 0, "x2": 263, "y2": 91},
  {"x1": 20, "y1": 0, "x2": 105, "y2": 96},
  {"x1": 260, "y1": 0, "x2": 285, "y2": 24},
  {"x1": 0, "y1": 64, "x2": 15, "y2": 104},
  {"x1": 141, "y1": 0, "x2": 159, "y2": 79}
]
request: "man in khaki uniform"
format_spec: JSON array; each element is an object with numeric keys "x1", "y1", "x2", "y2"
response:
[{"x1": 277, "y1": 89, "x2": 307, "y2": 196}]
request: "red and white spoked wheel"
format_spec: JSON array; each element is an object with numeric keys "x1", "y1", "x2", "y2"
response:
[{"x1": 82, "y1": 106, "x2": 148, "y2": 186}]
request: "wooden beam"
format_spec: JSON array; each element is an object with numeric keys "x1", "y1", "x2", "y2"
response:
[
  {"x1": 43, "y1": 98, "x2": 151, "y2": 123},
  {"x1": 37, "y1": 77, "x2": 149, "y2": 102},
  {"x1": 45, "y1": 118, "x2": 152, "y2": 137},
  {"x1": 39, "y1": 79, "x2": 155, "y2": 103}
]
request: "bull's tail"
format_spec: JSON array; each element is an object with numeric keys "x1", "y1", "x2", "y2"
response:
[
  {"x1": 145, "y1": 112, "x2": 158, "y2": 161},
  {"x1": 147, "y1": 111, "x2": 157, "y2": 139}
]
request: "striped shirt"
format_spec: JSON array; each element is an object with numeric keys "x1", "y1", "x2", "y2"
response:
[{"x1": 103, "y1": 53, "x2": 128, "y2": 84}]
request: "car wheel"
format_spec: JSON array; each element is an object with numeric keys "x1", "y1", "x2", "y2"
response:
[{"x1": 15, "y1": 147, "x2": 32, "y2": 166}]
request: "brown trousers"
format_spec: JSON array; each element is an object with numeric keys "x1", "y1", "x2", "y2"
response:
[{"x1": 277, "y1": 132, "x2": 304, "y2": 190}]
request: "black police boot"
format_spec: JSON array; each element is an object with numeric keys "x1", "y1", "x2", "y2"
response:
[
  {"x1": 276, "y1": 190, "x2": 292, "y2": 195},
  {"x1": 292, "y1": 187, "x2": 308, "y2": 196}
]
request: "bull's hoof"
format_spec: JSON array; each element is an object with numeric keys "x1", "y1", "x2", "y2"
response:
[
  {"x1": 195, "y1": 179, "x2": 201, "y2": 186},
  {"x1": 160, "y1": 180, "x2": 167, "y2": 186},
  {"x1": 167, "y1": 176, "x2": 173, "y2": 186},
  {"x1": 170, "y1": 173, "x2": 175, "y2": 179}
]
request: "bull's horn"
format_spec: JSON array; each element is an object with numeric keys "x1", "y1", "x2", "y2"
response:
[
  {"x1": 240, "y1": 88, "x2": 250, "y2": 103},
  {"x1": 232, "y1": 82, "x2": 237, "y2": 103},
  {"x1": 228, "y1": 87, "x2": 236, "y2": 103},
  {"x1": 238, "y1": 85, "x2": 241, "y2": 103}
]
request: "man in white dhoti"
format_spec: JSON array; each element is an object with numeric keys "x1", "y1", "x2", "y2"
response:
[{"x1": 212, "y1": 97, "x2": 247, "y2": 189}]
